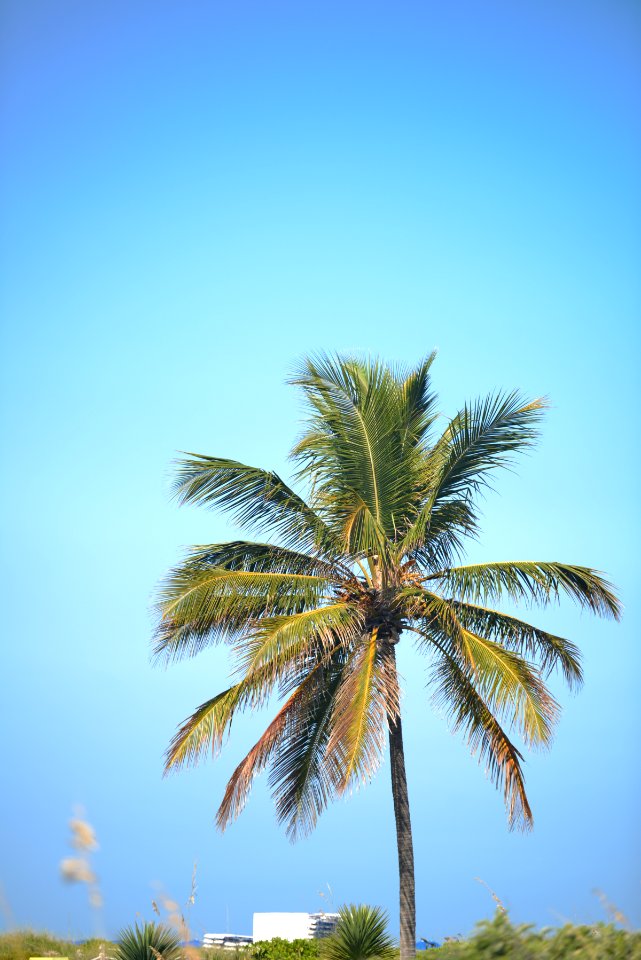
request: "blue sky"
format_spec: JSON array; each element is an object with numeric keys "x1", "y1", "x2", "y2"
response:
[{"x1": 1, "y1": 0, "x2": 640, "y2": 944}]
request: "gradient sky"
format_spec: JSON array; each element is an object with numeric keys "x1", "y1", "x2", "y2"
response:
[{"x1": 1, "y1": 0, "x2": 640, "y2": 945}]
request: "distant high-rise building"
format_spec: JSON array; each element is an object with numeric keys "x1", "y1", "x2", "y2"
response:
[{"x1": 253, "y1": 912, "x2": 340, "y2": 942}]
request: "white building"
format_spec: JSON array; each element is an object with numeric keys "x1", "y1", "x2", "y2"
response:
[
  {"x1": 253, "y1": 912, "x2": 340, "y2": 942},
  {"x1": 202, "y1": 933, "x2": 253, "y2": 950}
]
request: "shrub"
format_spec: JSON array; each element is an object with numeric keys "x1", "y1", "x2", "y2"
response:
[
  {"x1": 322, "y1": 906, "x2": 396, "y2": 960},
  {"x1": 114, "y1": 922, "x2": 182, "y2": 960},
  {"x1": 250, "y1": 938, "x2": 320, "y2": 960},
  {"x1": 0, "y1": 931, "x2": 117, "y2": 960},
  {"x1": 429, "y1": 911, "x2": 641, "y2": 959}
]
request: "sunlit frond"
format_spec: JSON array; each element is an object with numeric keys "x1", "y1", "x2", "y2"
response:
[
  {"x1": 216, "y1": 653, "x2": 345, "y2": 830},
  {"x1": 234, "y1": 603, "x2": 363, "y2": 686},
  {"x1": 289, "y1": 355, "x2": 426, "y2": 553},
  {"x1": 426, "y1": 560, "x2": 622, "y2": 619},
  {"x1": 153, "y1": 567, "x2": 331, "y2": 663},
  {"x1": 448, "y1": 600, "x2": 583, "y2": 689},
  {"x1": 164, "y1": 685, "x2": 247, "y2": 772},
  {"x1": 396, "y1": 352, "x2": 439, "y2": 452},
  {"x1": 326, "y1": 631, "x2": 400, "y2": 793},
  {"x1": 428, "y1": 641, "x2": 533, "y2": 830},
  {"x1": 408, "y1": 498, "x2": 479, "y2": 572},
  {"x1": 429, "y1": 391, "x2": 547, "y2": 500},
  {"x1": 402, "y1": 393, "x2": 545, "y2": 557},
  {"x1": 185, "y1": 540, "x2": 350, "y2": 580},
  {"x1": 173, "y1": 454, "x2": 339, "y2": 555},
  {"x1": 269, "y1": 654, "x2": 348, "y2": 840},
  {"x1": 417, "y1": 595, "x2": 559, "y2": 748}
]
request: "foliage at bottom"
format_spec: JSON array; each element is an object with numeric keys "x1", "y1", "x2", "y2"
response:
[{"x1": 431, "y1": 911, "x2": 641, "y2": 959}]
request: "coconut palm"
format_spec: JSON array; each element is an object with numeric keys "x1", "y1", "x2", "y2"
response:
[{"x1": 154, "y1": 354, "x2": 620, "y2": 960}]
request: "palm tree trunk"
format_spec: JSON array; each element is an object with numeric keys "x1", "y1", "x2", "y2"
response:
[{"x1": 388, "y1": 646, "x2": 416, "y2": 960}]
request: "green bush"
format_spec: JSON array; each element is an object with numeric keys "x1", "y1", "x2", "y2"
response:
[
  {"x1": 322, "y1": 906, "x2": 396, "y2": 960},
  {"x1": 430, "y1": 911, "x2": 641, "y2": 959},
  {"x1": 250, "y1": 938, "x2": 320, "y2": 960},
  {"x1": 114, "y1": 922, "x2": 182, "y2": 960},
  {"x1": 0, "y1": 930, "x2": 116, "y2": 960}
]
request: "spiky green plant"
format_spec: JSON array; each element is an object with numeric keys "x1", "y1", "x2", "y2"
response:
[
  {"x1": 155, "y1": 353, "x2": 620, "y2": 960},
  {"x1": 323, "y1": 905, "x2": 396, "y2": 960},
  {"x1": 115, "y1": 922, "x2": 182, "y2": 960}
]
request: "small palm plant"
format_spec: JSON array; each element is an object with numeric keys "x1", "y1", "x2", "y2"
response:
[
  {"x1": 155, "y1": 353, "x2": 620, "y2": 960},
  {"x1": 114, "y1": 922, "x2": 182, "y2": 960},
  {"x1": 323, "y1": 906, "x2": 396, "y2": 960}
]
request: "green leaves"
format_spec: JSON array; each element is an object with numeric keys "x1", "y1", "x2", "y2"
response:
[
  {"x1": 448, "y1": 601, "x2": 583, "y2": 689},
  {"x1": 173, "y1": 454, "x2": 338, "y2": 555},
  {"x1": 154, "y1": 566, "x2": 332, "y2": 663},
  {"x1": 115, "y1": 922, "x2": 181, "y2": 960},
  {"x1": 325, "y1": 630, "x2": 398, "y2": 794},
  {"x1": 401, "y1": 392, "x2": 545, "y2": 562},
  {"x1": 322, "y1": 905, "x2": 396, "y2": 960},
  {"x1": 155, "y1": 351, "x2": 621, "y2": 841},
  {"x1": 427, "y1": 561, "x2": 622, "y2": 619},
  {"x1": 418, "y1": 596, "x2": 558, "y2": 750},
  {"x1": 290, "y1": 354, "x2": 437, "y2": 555},
  {"x1": 429, "y1": 648, "x2": 534, "y2": 830}
]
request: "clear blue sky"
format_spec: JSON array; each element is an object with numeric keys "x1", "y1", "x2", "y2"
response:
[{"x1": 1, "y1": 0, "x2": 640, "y2": 944}]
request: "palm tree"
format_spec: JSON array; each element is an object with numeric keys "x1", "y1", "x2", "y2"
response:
[{"x1": 154, "y1": 354, "x2": 620, "y2": 960}]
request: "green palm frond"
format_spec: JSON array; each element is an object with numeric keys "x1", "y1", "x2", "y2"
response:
[
  {"x1": 269, "y1": 653, "x2": 348, "y2": 839},
  {"x1": 164, "y1": 680, "x2": 264, "y2": 772},
  {"x1": 430, "y1": 390, "x2": 547, "y2": 499},
  {"x1": 290, "y1": 355, "x2": 427, "y2": 552},
  {"x1": 408, "y1": 498, "x2": 479, "y2": 572},
  {"x1": 426, "y1": 561, "x2": 621, "y2": 619},
  {"x1": 326, "y1": 630, "x2": 400, "y2": 793},
  {"x1": 185, "y1": 540, "x2": 351, "y2": 579},
  {"x1": 216, "y1": 653, "x2": 343, "y2": 830},
  {"x1": 417, "y1": 597, "x2": 558, "y2": 748},
  {"x1": 165, "y1": 688, "x2": 239, "y2": 771},
  {"x1": 402, "y1": 392, "x2": 545, "y2": 557},
  {"x1": 153, "y1": 567, "x2": 332, "y2": 663},
  {"x1": 429, "y1": 643, "x2": 533, "y2": 830},
  {"x1": 449, "y1": 600, "x2": 583, "y2": 688},
  {"x1": 173, "y1": 454, "x2": 339, "y2": 555},
  {"x1": 396, "y1": 352, "x2": 439, "y2": 452},
  {"x1": 234, "y1": 603, "x2": 363, "y2": 685}
]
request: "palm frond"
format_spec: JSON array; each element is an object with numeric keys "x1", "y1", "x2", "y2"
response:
[
  {"x1": 164, "y1": 686, "x2": 243, "y2": 772},
  {"x1": 185, "y1": 540, "x2": 351, "y2": 580},
  {"x1": 396, "y1": 352, "x2": 439, "y2": 451},
  {"x1": 216, "y1": 653, "x2": 343, "y2": 830},
  {"x1": 153, "y1": 566, "x2": 331, "y2": 663},
  {"x1": 428, "y1": 640, "x2": 533, "y2": 830},
  {"x1": 426, "y1": 560, "x2": 622, "y2": 619},
  {"x1": 418, "y1": 595, "x2": 558, "y2": 748},
  {"x1": 402, "y1": 392, "x2": 545, "y2": 556},
  {"x1": 234, "y1": 603, "x2": 363, "y2": 686},
  {"x1": 430, "y1": 390, "x2": 547, "y2": 500},
  {"x1": 408, "y1": 498, "x2": 479, "y2": 572},
  {"x1": 325, "y1": 631, "x2": 400, "y2": 793},
  {"x1": 290, "y1": 354, "x2": 426, "y2": 552},
  {"x1": 448, "y1": 600, "x2": 583, "y2": 689},
  {"x1": 269, "y1": 653, "x2": 348, "y2": 840},
  {"x1": 173, "y1": 454, "x2": 339, "y2": 555}
]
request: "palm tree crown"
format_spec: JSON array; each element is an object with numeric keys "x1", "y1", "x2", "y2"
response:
[{"x1": 154, "y1": 354, "x2": 619, "y2": 956}]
